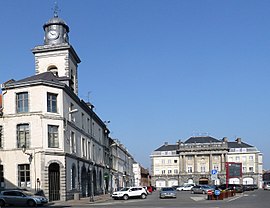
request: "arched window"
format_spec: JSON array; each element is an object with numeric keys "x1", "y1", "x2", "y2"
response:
[{"x1": 47, "y1": 65, "x2": 58, "y2": 76}]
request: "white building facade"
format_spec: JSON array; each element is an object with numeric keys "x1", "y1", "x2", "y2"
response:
[
  {"x1": 0, "y1": 13, "x2": 115, "y2": 201},
  {"x1": 151, "y1": 136, "x2": 263, "y2": 189}
]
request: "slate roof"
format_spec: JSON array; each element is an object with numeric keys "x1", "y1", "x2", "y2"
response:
[
  {"x1": 184, "y1": 136, "x2": 221, "y2": 144},
  {"x1": 227, "y1": 141, "x2": 253, "y2": 148},
  {"x1": 154, "y1": 144, "x2": 178, "y2": 151},
  {"x1": 12, "y1": 72, "x2": 62, "y2": 84}
]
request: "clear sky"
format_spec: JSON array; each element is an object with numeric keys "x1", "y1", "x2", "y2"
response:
[{"x1": 1, "y1": 0, "x2": 270, "y2": 169}]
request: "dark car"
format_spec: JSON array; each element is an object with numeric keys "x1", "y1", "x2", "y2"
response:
[
  {"x1": 243, "y1": 184, "x2": 255, "y2": 191},
  {"x1": 218, "y1": 184, "x2": 244, "y2": 193},
  {"x1": 0, "y1": 190, "x2": 48, "y2": 207},
  {"x1": 159, "y1": 187, "x2": 177, "y2": 199}
]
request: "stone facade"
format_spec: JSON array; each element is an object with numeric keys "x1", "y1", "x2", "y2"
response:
[{"x1": 150, "y1": 136, "x2": 263, "y2": 189}]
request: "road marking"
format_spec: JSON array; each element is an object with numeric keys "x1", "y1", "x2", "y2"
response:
[
  {"x1": 227, "y1": 195, "x2": 243, "y2": 202},
  {"x1": 190, "y1": 196, "x2": 206, "y2": 201}
]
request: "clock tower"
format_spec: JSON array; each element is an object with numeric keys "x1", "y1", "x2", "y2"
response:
[{"x1": 32, "y1": 11, "x2": 81, "y2": 95}]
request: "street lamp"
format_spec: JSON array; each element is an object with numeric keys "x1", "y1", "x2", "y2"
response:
[{"x1": 21, "y1": 145, "x2": 33, "y2": 162}]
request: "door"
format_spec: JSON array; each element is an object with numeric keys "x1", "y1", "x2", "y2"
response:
[{"x1": 49, "y1": 163, "x2": 60, "y2": 201}]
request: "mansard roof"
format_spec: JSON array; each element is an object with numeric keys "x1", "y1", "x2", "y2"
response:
[
  {"x1": 13, "y1": 71, "x2": 62, "y2": 84},
  {"x1": 184, "y1": 136, "x2": 221, "y2": 144},
  {"x1": 228, "y1": 141, "x2": 253, "y2": 148},
  {"x1": 154, "y1": 144, "x2": 178, "y2": 151}
]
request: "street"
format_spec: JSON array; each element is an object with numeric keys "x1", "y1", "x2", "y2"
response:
[{"x1": 46, "y1": 189, "x2": 270, "y2": 208}]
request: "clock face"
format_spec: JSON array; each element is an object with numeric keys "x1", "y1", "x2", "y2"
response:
[{"x1": 47, "y1": 30, "x2": 59, "y2": 40}]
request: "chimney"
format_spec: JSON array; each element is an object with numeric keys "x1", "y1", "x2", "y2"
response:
[
  {"x1": 235, "y1": 138, "x2": 241, "y2": 144},
  {"x1": 164, "y1": 142, "x2": 168, "y2": 146},
  {"x1": 222, "y1": 137, "x2": 228, "y2": 142}
]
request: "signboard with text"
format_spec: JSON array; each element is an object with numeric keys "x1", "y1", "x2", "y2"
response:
[{"x1": 225, "y1": 162, "x2": 242, "y2": 188}]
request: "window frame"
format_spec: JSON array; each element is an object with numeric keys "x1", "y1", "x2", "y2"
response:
[
  {"x1": 16, "y1": 92, "x2": 29, "y2": 113},
  {"x1": 47, "y1": 92, "x2": 58, "y2": 113},
  {"x1": 48, "y1": 125, "x2": 59, "y2": 148}
]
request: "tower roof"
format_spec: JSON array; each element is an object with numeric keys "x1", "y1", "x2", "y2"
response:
[{"x1": 43, "y1": 16, "x2": 69, "y2": 32}]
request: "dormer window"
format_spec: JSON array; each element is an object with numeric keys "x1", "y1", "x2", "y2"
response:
[{"x1": 47, "y1": 65, "x2": 58, "y2": 77}]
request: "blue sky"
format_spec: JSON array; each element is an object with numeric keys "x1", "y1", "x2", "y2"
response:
[{"x1": 1, "y1": 0, "x2": 270, "y2": 169}]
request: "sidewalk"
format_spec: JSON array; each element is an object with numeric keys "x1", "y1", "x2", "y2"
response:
[{"x1": 49, "y1": 194, "x2": 112, "y2": 206}]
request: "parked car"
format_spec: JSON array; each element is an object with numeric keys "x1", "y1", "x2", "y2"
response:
[
  {"x1": 264, "y1": 182, "x2": 270, "y2": 190},
  {"x1": 159, "y1": 187, "x2": 177, "y2": 199},
  {"x1": 243, "y1": 184, "x2": 255, "y2": 191},
  {"x1": 218, "y1": 184, "x2": 244, "y2": 193},
  {"x1": 111, "y1": 187, "x2": 147, "y2": 200},
  {"x1": 177, "y1": 184, "x2": 194, "y2": 191},
  {"x1": 191, "y1": 185, "x2": 214, "y2": 194},
  {"x1": 0, "y1": 190, "x2": 48, "y2": 207}
]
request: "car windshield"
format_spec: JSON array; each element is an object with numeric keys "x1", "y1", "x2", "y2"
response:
[
  {"x1": 162, "y1": 188, "x2": 174, "y2": 191},
  {"x1": 120, "y1": 188, "x2": 129, "y2": 191}
]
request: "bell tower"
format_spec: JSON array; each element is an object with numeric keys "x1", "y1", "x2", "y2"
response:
[{"x1": 32, "y1": 8, "x2": 81, "y2": 95}]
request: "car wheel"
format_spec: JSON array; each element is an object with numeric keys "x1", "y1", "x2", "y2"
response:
[
  {"x1": 202, "y1": 190, "x2": 206, "y2": 194},
  {"x1": 191, "y1": 190, "x2": 194, "y2": 194},
  {"x1": 27, "y1": 199, "x2": 36, "y2": 207},
  {"x1": 141, "y1": 193, "x2": 147, "y2": 199},
  {"x1": 0, "y1": 199, "x2": 5, "y2": 207},
  {"x1": 123, "y1": 195, "x2": 129, "y2": 200}
]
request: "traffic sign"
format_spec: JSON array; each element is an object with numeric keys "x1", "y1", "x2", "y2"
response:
[
  {"x1": 214, "y1": 190, "x2": 220, "y2": 196},
  {"x1": 211, "y1": 169, "x2": 218, "y2": 175}
]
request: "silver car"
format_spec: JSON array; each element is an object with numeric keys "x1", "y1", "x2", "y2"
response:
[
  {"x1": 159, "y1": 187, "x2": 177, "y2": 199},
  {"x1": 0, "y1": 190, "x2": 48, "y2": 207}
]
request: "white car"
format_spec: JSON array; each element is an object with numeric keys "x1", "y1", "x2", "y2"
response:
[
  {"x1": 177, "y1": 184, "x2": 194, "y2": 191},
  {"x1": 111, "y1": 187, "x2": 147, "y2": 200}
]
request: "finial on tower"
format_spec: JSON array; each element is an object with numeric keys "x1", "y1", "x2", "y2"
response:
[{"x1": 53, "y1": 1, "x2": 60, "y2": 17}]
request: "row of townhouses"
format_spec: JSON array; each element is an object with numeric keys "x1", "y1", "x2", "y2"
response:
[
  {"x1": 0, "y1": 13, "x2": 139, "y2": 201},
  {"x1": 150, "y1": 136, "x2": 263, "y2": 189}
]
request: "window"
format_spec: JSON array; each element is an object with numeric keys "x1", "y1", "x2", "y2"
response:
[
  {"x1": 168, "y1": 159, "x2": 171, "y2": 164},
  {"x1": 0, "y1": 126, "x2": 2, "y2": 148},
  {"x1": 213, "y1": 165, "x2": 219, "y2": 171},
  {"x1": 187, "y1": 166, "x2": 193, "y2": 173},
  {"x1": 71, "y1": 164, "x2": 76, "y2": 189},
  {"x1": 71, "y1": 131, "x2": 76, "y2": 153},
  {"x1": 200, "y1": 166, "x2": 206, "y2": 173},
  {"x1": 174, "y1": 160, "x2": 178, "y2": 163},
  {"x1": 70, "y1": 103, "x2": 76, "y2": 122},
  {"x1": 235, "y1": 156, "x2": 240, "y2": 162},
  {"x1": 48, "y1": 125, "x2": 59, "y2": 148},
  {"x1": 88, "y1": 141, "x2": 91, "y2": 159},
  {"x1": 249, "y1": 156, "x2": 254, "y2": 161},
  {"x1": 161, "y1": 170, "x2": 166, "y2": 174},
  {"x1": 17, "y1": 124, "x2": 29, "y2": 148},
  {"x1": 161, "y1": 159, "x2": 165, "y2": 164},
  {"x1": 82, "y1": 138, "x2": 86, "y2": 157},
  {"x1": 0, "y1": 165, "x2": 4, "y2": 188},
  {"x1": 47, "y1": 93, "x2": 57, "y2": 113},
  {"x1": 168, "y1": 169, "x2": 172, "y2": 174},
  {"x1": 174, "y1": 169, "x2": 178, "y2": 174},
  {"x1": 81, "y1": 113, "x2": 85, "y2": 129},
  {"x1": 87, "y1": 118, "x2": 90, "y2": 133},
  {"x1": 18, "y1": 164, "x2": 30, "y2": 188},
  {"x1": 16, "y1": 92, "x2": 28, "y2": 113},
  {"x1": 242, "y1": 156, "x2": 247, "y2": 162},
  {"x1": 249, "y1": 167, "x2": 254, "y2": 172},
  {"x1": 242, "y1": 166, "x2": 247, "y2": 173}
]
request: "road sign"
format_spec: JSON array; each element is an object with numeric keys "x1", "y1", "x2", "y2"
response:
[
  {"x1": 207, "y1": 190, "x2": 213, "y2": 195},
  {"x1": 211, "y1": 174, "x2": 218, "y2": 180},
  {"x1": 211, "y1": 169, "x2": 218, "y2": 175},
  {"x1": 214, "y1": 190, "x2": 220, "y2": 196}
]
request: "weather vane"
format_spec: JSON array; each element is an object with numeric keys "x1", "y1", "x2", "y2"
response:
[{"x1": 53, "y1": 1, "x2": 60, "y2": 17}]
